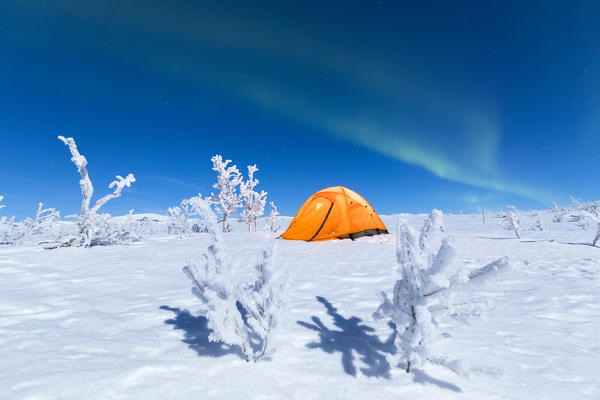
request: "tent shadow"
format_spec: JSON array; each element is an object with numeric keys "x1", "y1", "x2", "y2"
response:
[
  {"x1": 160, "y1": 305, "x2": 243, "y2": 359},
  {"x1": 296, "y1": 296, "x2": 396, "y2": 378}
]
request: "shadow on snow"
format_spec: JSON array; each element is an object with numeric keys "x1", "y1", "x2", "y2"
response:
[
  {"x1": 296, "y1": 296, "x2": 463, "y2": 391},
  {"x1": 296, "y1": 296, "x2": 396, "y2": 378},
  {"x1": 160, "y1": 305, "x2": 244, "y2": 359}
]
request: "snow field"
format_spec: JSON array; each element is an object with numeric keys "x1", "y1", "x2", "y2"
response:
[{"x1": 0, "y1": 212, "x2": 599, "y2": 399}]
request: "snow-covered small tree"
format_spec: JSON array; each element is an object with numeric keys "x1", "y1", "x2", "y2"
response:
[
  {"x1": 482, "y1": 209, "x2": 486, "y2": 226},
  {"x1": 502, "y1": 206, "x2": 520, "y2": 239},
  {"x1": 570, "y1": 198, "x2": 600, "y2": 246},
  {"x1": 373, "y1": 216, "x2": 509, "y2": 373},
  {"x1": 239, "y1": 165, "x2": 268, "y2": 232},
  {"x1": 58, "y1": 136, "x2": 135, "y2": 246},
  {"x1": 183, "y1": 198, "x2": 286, "y2": 361},
  {"x1": 239, "y1": 243, "x2": 287, "y2": 360},
  {"x1": 551, "y1": 202, "x2": 563, "y2": 223},
  {"x1": 167, "y1": 195, "x2": 209, "y2": 237},
  {"x1": 531, "y1": 218, "x2": 544, "y2": 231},
  {"x1": 21, "y1": 202, "x2": 61, "y2": 241},
  {"x1": 419, "y1": 208, "x2": 444, "y2": 251},
  {"x1": 166, "y1": 206, "x2": 184, "y2": 236},
  {"x1": 0, "y1": 195, "x2": 4, "y2": 210},
  {"x1": 210, "y1": 155, "x2": 243, "y2": 233},
  {"x1": 264, "y1": 201, "x2": 280, "y2": 233},
  {"x1": 0, "y1": 216, "x2": 21, "y2": 245}
]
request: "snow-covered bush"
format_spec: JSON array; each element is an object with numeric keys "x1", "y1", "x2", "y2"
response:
[
  {"x1": 502, "y1": 206, "x2": 520, "y2": 239},
  {"x1": 183, "y1": 198, "x2": 286, "y2": 362},
  {"x1": 373, "y1": 215, "x2": 509, "y2": 373},
  {"x1": 264, "y1": 201, "x2": 280, "y2": 233},
  {"x1": 0, "y1": 216, "x2": 21, "y2": 245},
  {"x1": 132, "y1": 216, "x2": 160, "y2": 237},
  {"x1": 238, "y1": 244, "x2": 286, "y2": 360},
  {"x1": 531, "y1": 219, "x2": 545, "y2": 231},
  {"x1": 21, "y1": 202, "x2": 61, "y2": 241},
  {"x1": 210, "y1": 155, "x2": 243, "y2": 233},
  {"x1": 167, "y1": 195, "x2": 209, "y2": 237},
  {"x1": 239, "y1": 165, "x2": 268, "y2": 232},
  {"x1": 419, "y1": 208, "x2": 444, "y2": 251},
  {"x1": 0, "y1": 201, "x2": 63, "y2": 245},
  {"x1": 166, "y1": 206, "x2": 185, "y2": 236},
  {"x1": 569, "y1": 198, "x2": 600, "y2": 246},
  {"x1": 58, "y1": 136, "x2": 136, "y2": 247},
  {"x1": 551, "y1": 202, "x2": 564, "y2": 223},
  {"x1": 85, "y1": 213, "x2": 138, "y2": 246}
]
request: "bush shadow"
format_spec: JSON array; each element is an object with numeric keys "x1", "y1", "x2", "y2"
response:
[
  {"x1": 160, "y1": 305, "x2": 244, "y2": 359},
  {"x1": 296, "y1": 296, "x2": 396, "y2": 378}
]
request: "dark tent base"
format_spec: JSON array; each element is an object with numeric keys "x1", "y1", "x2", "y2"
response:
[{"x1": 337, "y1": 228, "x2": 389, "y2": 241}]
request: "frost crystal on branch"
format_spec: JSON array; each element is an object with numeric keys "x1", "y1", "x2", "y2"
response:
[
  {"x1": 58, "y1": 135, "x2": 135, "y2": 246},
  {"x1": 210, "y1": 155, "x2": 243, "y2": 233},
  {"x1": 374, "y1": 212, "x2": 508, "y2": 373}
]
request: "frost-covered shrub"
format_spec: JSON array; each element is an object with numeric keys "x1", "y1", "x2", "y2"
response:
[
  {"x1": 0, "y1": 216, "x2": 21, "y2": 245},
  {"x1": 133, "y1": 216, "x2": 161, "y2": 237},
  {"x1": 58, "y1": 136, "x2": 136, "y2": 247},
  {"x1": 239, "y1": 165, "x2": 267, "y2": 232},
  {"x1": 531, "y1": 219, "x2": 544, "y2": 231},
  {"x1": 21, "y1": 202, "x2": 61, "y2": 241},
  {"x1": 373, "y1": 215, "x2": 509, "y2": 373},
  {"x1": 419, "y1": 209, "x2": 444, "y2": 251},
  {"x1": 502, "y1": 206, "x2": 520, "y2": 239},
  {"x1": 210, "y1": 155, "x2": 243, "y2": 233},
  {"x1": 183, "y1": 198, "x2": 286, "y2": 361},
  {"x1": 551, "y1": 202, "x2": 564, "y2": 223},
  {"x1": 264, "y1": 201, "x2": 280, "y2": 233},
  {"x1": 85, "y1": 213, "x2": 139, "y2": 246},
  {"x1": 238, "y1": 244, "x2": 286, "y2": 360},
  {"x1": 166, "y1": 206, "x2": 185, "y2": 235},
  {"x1": 167, "y1": 195, "x2": 209, "y2": 237},
  {"x1": 569, "y1": 198, "x2": 600, "y2": 246},
  {"x1": 0, "y1": 201, "x2": 63, "y2": 245}
]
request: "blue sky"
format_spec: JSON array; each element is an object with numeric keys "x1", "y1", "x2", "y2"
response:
[{"x1": 1, "y1": 1, "x2": 599, "y2": 218}]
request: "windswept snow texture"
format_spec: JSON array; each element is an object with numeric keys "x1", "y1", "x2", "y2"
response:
[{"x1": 0, "y1": 213, "x2": 599, "y2": 399}]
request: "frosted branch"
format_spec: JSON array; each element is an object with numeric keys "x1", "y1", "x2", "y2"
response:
[{"x1": 90, "y1": 174, "x2": 136, "y2": 214}]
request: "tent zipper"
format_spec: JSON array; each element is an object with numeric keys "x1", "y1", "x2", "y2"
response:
[{"x1": 308, "y1": 202, "x2": 334, "y2": 242}]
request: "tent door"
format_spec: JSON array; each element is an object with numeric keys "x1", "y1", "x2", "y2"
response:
[{"x1": 307, "y1": 201, "x2": 334, "y2": 242}]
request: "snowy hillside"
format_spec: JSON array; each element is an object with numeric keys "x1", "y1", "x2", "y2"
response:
[{"x1": 0, "y1": 211, "x2": 599, "y2": 399}]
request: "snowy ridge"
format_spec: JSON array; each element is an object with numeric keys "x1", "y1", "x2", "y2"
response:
[{"x1": 0, "y1": 211, "x2": 599, "y2": 399}]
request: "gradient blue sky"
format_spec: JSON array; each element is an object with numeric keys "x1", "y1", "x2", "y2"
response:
[{"x1": 1, "y1": 1, "x2": 599, "y2": 218}]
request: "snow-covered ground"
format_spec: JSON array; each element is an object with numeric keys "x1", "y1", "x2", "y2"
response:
[{"x1": 0, "y1": 212, "x2": 598, "y2": 399}]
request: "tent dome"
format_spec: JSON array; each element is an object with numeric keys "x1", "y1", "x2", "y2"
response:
[{"x1": 280, "y1": 186, "x2": 388, "y2": 241}]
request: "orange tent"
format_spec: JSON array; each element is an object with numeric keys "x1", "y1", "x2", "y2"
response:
[{"x1": 280, "y1": 186, "x2": 388, "y2": 241}]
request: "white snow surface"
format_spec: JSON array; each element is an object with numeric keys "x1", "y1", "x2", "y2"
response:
[{"x1": 1, "y1": 212, "x2": 599, "y2": 399}]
